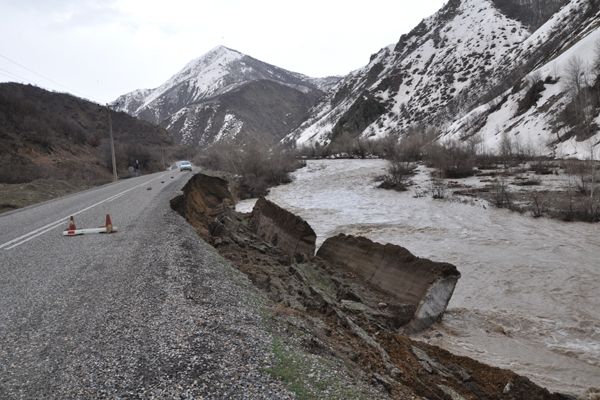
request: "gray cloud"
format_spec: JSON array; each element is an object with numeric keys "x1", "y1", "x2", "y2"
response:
[{"x1": 0, "y1": 0, "x2": 447, "y2": 103}]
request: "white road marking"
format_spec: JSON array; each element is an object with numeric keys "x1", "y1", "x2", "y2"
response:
[
  {"x1": 4, "y1": 220, "x2": 69, "y2": 250},
  {"x1": 108, "y1": 192, "x2": 127, "y2": 202},
  {"x1": 1, "y1": 173, "x2": 170, "y2": 250}
]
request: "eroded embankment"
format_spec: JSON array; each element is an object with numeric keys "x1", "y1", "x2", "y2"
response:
[{"x1": 171, "y1": 172, "x2": 571, "y2": 400}]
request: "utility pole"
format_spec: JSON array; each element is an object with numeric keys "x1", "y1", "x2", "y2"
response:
[
  {"x1": 591, "y1": 144, "x2": 596, "y2": 203},
  {"x1": 106, "y1": 104, "x2": 118, "y2": 182}
]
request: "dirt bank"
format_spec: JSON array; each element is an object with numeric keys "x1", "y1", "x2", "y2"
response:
[
  {"x1": 172, "y1": 172, "x2": 573, "y2": 399},
  {"x1": 0, "y1": 179, "x2": 98, "y2": 214}
]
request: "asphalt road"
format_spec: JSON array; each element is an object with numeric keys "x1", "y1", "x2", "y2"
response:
[{"x1": 0, "y1": 170, "x2": 292, "y2": 399}]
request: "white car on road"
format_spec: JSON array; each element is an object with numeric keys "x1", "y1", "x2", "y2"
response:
[{"x1": 176, "y1": 161, "x2": 192, "y2": 171}]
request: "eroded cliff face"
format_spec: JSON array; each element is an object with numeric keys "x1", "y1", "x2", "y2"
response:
[
  {"x1": 174, "y1": 177, "x2": 457, "y2": 331},
  {"x1": 250, "y1": 197, "x2": 316, "y2": 261},
  {"x1": 172, "y1": 172, "x2": 569, "y2": 400},
  {"x1": 170, "y1": 173, "x2": 234, "y2": 240},
  {"x1": 318, "y1": 234, "x2": 460, "y2": 332}
]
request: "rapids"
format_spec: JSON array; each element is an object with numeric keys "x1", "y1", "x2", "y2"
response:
[{"x1": 237, "y1": 159, "x2": 600, "y2": 396}]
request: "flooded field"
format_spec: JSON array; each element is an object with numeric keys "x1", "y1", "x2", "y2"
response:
[{"x1": 237, "y1": 159, "x2": 600, "y2": 396}]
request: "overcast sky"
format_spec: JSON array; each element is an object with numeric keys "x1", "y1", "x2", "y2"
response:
[{"x1": 0, "y1": 0, "x2": 447, "y2": 103}]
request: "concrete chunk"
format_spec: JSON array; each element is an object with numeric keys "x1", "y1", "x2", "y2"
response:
[
  {"x1": 250, "y1": 197, "x2": 316, "y2": 261},
  {"x1": 317, "y1": 234, "x2": 460, "y2": 331}
]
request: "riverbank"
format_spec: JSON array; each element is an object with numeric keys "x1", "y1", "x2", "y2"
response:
[
  {"x1": 236, "y1": 159, "x2": 600, "y2": 397},
  {"x1": 174, "y1": 171, "x2": 572, "y2": 399}
]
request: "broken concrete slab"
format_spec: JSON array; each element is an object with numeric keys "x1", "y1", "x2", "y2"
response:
[
  {"x1": 250, "y1": 197, "x2": 316, "y2": 261},
  {"x1": 317, "y1": 234, "x2": 460, "y2": 332}
]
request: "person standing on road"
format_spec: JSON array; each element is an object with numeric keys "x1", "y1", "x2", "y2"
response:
[{"x1": 134, "y1": 159, "x2": 140, "y2": 177}]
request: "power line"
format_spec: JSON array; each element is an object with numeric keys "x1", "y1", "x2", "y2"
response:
[
  {"x1": 0, "y1": 53, "x2": 119, "y2": 181},
  {"x1": 0, "y1": 52, "x2": 76, "y2": 93},
  {"x1": 0, "y1": 66, "x2": 29, "y2": 82}
]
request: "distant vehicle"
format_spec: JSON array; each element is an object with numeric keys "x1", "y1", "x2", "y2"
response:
[{"x1": 177, "y1": 161, "x2": 192, "y2": 171}]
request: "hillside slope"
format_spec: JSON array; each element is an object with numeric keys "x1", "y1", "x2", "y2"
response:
[
  {"x1": 0, "y1": 83, "x2": 173, "y2": 185},
  {"x1": 284, "y1": 0, "x2": 600, "y2": 160},
  {"x1": 442, "y1": 0, "x2": 600, "y2": 158},
  {"x1": 286, "y1": 0, "x2": 541, "y2": 145},
  {"x1": 114, "y1": 46, "x2": 340, "y2": 146}
]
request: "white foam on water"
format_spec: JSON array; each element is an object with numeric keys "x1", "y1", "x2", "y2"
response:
[{"x1": 236, "y1": 159, "x2": 600, "y2": 396}]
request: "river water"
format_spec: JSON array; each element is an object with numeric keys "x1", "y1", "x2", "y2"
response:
[{"x1": 237, "y1": 159, "x2": 600, "y2": 396}]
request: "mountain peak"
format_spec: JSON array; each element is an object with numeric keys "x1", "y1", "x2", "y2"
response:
[
  {"x1": 207, "y1": 45, "x2": 243, "y2": 56},
  {"x1": 181, "y1": 45, "x2": 245, "y2": 76},
  {"x1": 190, "y1": 45, "x2": 245, "y2": 67},
  {"x1": 113, "y1": 47, "x2": 342, "y2": 147}
]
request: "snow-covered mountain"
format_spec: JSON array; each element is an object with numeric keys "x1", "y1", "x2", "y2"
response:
[
  {"x1": 442, "y1": 0, "x2": 600, "y2": 158},
  {"x1": 286, "y1": 0, "x2": 600, "y2": 158},
  {"x1": 114, "y1": 46, "x2": 340, "y2": 146}
]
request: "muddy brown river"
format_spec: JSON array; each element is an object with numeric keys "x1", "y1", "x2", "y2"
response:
[{"x1": 237, "y1": 159, "x2": 600, "y2": 396}]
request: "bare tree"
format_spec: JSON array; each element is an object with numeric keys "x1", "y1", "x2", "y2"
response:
[
  {"x1": 551, "y1": 62, "x2": 560, "y2": 82},
  {"x1": 468, "y1": 131, "x2": 483, "y2": 150},
  {"x1": 526, "y1": 70, "x2": 543, "y2": 89},
  {"x1": 499, "y1": 130, "x2": 513, "y2": 163},
  {"x1": 594, "y1": 39, "x2": 600, "y2": 79},
  {"x1": 529, "y1": 190, "x2": 547, "y2": 218},
  {"x1": 562, "y1": 56, "x2": 596, "y2": 134},
  {"x1": 563, "y1": 56, "x2": 588, "y2": 97},
  {"x1": 594, "y1": 40, "x2": 600, "y2": 103},
  {"x1": 329, "y1": 133, "x2": 357, "y2": 156}
]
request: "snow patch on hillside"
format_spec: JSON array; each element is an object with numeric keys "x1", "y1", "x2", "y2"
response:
[
  {"x1": 520, "y1": 0, "x2": 586, "y2": 51},
  {"x1": 214, "y1": 113, "x2": 243, "y2": 143},
  {"x1": 444, "y1": 23, "x2": 600, "y2": 159},
  {"x1": 140, "y1": 46, "x2": 244, "y2": 112},
  {"x1": 289, "y1": 0, "x2": 531, "y2": 146}
]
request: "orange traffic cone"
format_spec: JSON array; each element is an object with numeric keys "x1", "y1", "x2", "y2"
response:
[
  {"x1": 67, "y1": 216, "x2": 76, "y2": 231},
  {"x1": 105, "y1": 214, "x2": 113, "y2": 233}
]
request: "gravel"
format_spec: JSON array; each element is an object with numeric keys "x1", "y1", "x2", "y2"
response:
[{"x1": 0, "y1": 172, "x2": 294, "y2": 399}]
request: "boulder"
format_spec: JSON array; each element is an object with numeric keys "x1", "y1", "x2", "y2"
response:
[
  {"x1": 317, "y1": 234, "x2": 460, "y2": 331},
  {"x1": 250, "y1": 197, "x2": 316, "y2": 261}
]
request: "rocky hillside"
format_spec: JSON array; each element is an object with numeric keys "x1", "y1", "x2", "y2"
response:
[
  {"x1": 0, "y1": 82, "x2": 173, "y2": 184},
  {"x1": 114, "y1": 46, "x2": 340, "y2": 147},
  {"x1": 285, "y1": 0, "x2": 600, "y2": 158},
  {"x1": 442, "y1": 0, "x2": 600, "y2": 159}
]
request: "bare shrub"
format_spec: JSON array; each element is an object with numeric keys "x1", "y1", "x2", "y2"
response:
[
  {"x1": 395, "y1": 126, "x2": 439, "y2": 161},
  {"x1": 196, "y1": 138, "x2": 303, "y2": 199},
  {"x1": 373, "y1": 135, "x2": 400, "y2": 159},
  {"x1": 529, "y1": 191, "x2": 547, "y2": 217},
  {"x1": 564, "y1": 159, "x2": 592, "y2": 195},
  {"x1": 530, "y1": 158, "x2": 554, "y2": 175},
  {"x1": 425, "y1": 140, "x2": 476, "y2": 178},
  {"x1": 301, "y1": 142, "x2": 325, "y2": 158},
  {"x1": 549, "y1": 155, "x2": 599, "y2": 222},
  {"x1": 490, "y1": 177, "x2": 512, "y2": 208},
  {"x1": 430, "y1": 178, "x2": 447, "y2": 199},
  {"x1": 0, "y1": 154, "x2": 43, "y2": 183},
  {"x1": 474, "y1": 151, "x2": 502, "y2": 170},
  {"x1": 378, "y1": 126, "x2": 439, "y2": 190},
  {"x1": 554, "y1": 186, "x2": 600, "y2": 222},
  {"x1": 378, "y1": 160, "x2": 416, "y2": 191},
  {"x1": 328, "y1": 132, "x2": 356, "y2": 156}
]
